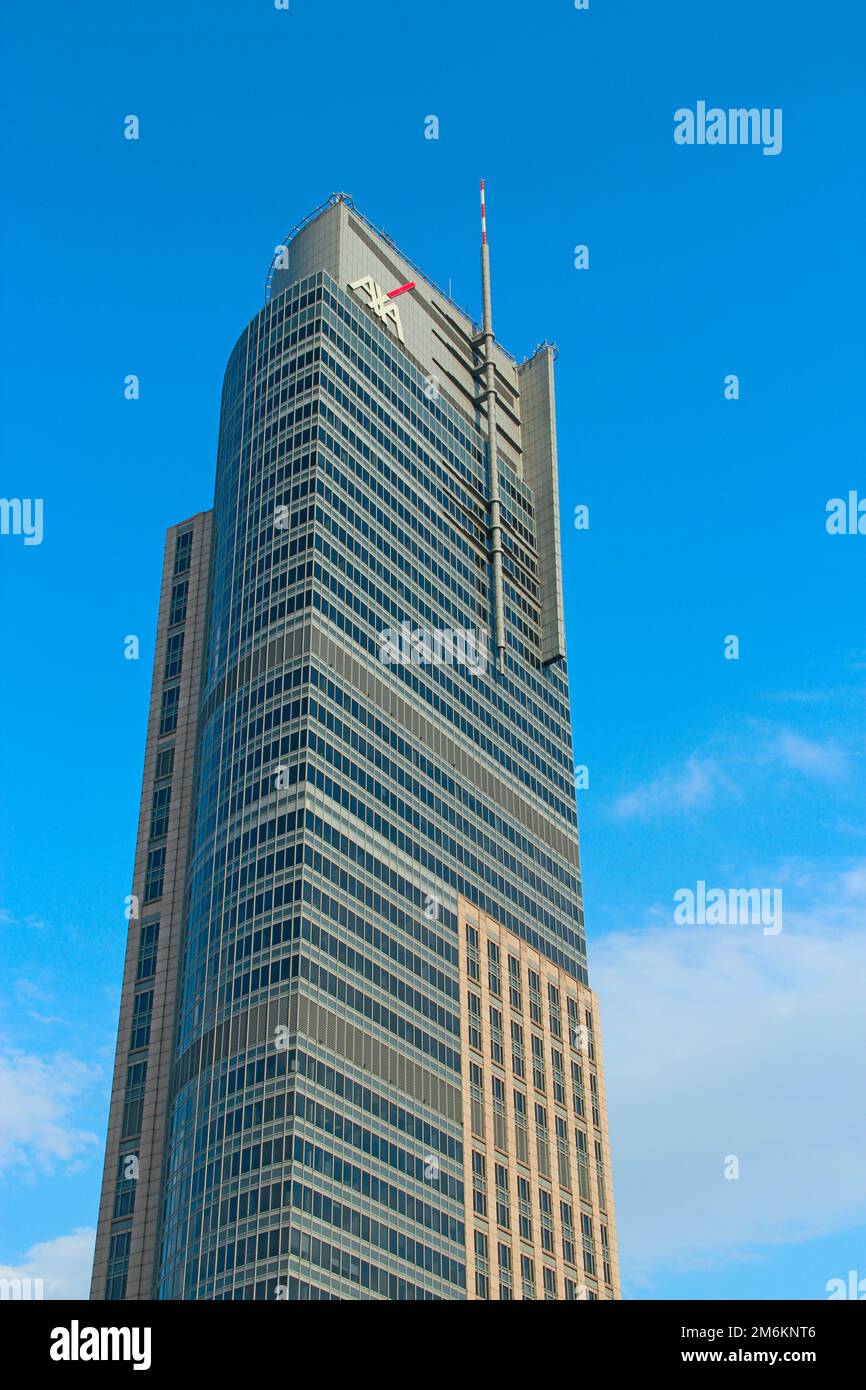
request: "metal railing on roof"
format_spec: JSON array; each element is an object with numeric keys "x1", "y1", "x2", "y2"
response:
[
  {"x1": 523, "y1": 339, "x2": 560, "y2": 363},
  {"x1": 263, "y1": 192, "x2": 348, "y2": 305}
]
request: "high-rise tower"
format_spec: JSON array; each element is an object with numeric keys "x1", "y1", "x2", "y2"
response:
[{"x1": 91, "y1": 192, "x2": 619, "y2": 1301}]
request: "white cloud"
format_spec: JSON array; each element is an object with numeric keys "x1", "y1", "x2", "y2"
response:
[
  {"x1": 15, "y1": 979, "x2": 52, "y2": 1003},
  {"x1": 612, "y1": 755, "x2": 725, "y2": 820},
  {"x1": 611, "y1": 722, "x2": 855, "y2": 821},
  {"x1": 841, "y1": 865, "x2": 866, "y2": 895},
  {"x1": 0, "y1": 1228, "x2": 95, "y2": 1300},
  {"x1": 0, "y1": 908, "x2": 48, "y2": 930},
  {"x1": 774, "y1": 730, "x2": 847, "y2": 780},
  {"x1": 0, "y1": 1050, "x2": 100, "y2": 1177},
  {"x1": 592, "y1": 863, "x2": 866, "y2": 1290}
]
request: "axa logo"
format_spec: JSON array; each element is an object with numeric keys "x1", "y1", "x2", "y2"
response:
[{"x1": 349, "y1": 275, "x2": 415, "y2": 343}]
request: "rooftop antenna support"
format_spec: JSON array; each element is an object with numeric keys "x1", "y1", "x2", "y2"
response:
[{"x1": 479, "y1": 179, "x2": 506, "y2": 672}]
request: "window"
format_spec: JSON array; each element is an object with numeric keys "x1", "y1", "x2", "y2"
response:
[
  {"x1": 601, "y1": 1223, "x2": 612, "y2": 1286},
  {"x1": 474, "y1": 1230, "x2": 489, "y2": 1299},
  {"x1": 169, "y1": 579, "x2": 188, "y2": 626},
  {"x1": 561, "y1": 1201, "x2": 576, "y2": 1266},
  {"x1": 513, "y1": 1089, "x2": 528, "y2": 1164},
  {"x1": 497, "y1": 1243, "x2": 513, "y2": 1299},
  {"x1": 470, "y1": 1062, "x2": 485, "y2": 1138},
  {"x1": 555, "y1": 1115, "x2": 571, "y2": 1188},
  {"x1": 494, "y1": 1163, "x2": 510, "y2": 1229},
  {"x1": 508, "y1": 954, "x2": 522, "y2": 1011},
  {"x1": 543, "y1": 1266, "x2": 558, "y2": 1300},
  {"x1": 520, "y1": 1253, "x2": 536, "y2": 1300},
  {"x1": 548, "y1": 982, "x2": 562, "y2": 1038},
  {"x1": 472, "y1": 1150, "x2": 487, "y2": 1216},
  {"x1": 465, "y1": 923, "x2": 480, "y2": 981},
  {"x1": 517, "y1": 1176, "x2": 532, "y2": 1242},
  {"x1": 173, "y1": 529, "x2": 193, "y2": 575},
  {"x1": 155, "y1": 746, "x2": 174, "y2": 780},
  {"x1": 584, "y1": 1008, "x2": 596, "y2": 1062},
  {"x1": 595, "y1": 1139, "x2": 607, "y2": 1211},
  {"x1": 527, "y1": 968, "x2": 542, "y2": 1024},
  {"x1": 539, "y1": 1188, "x2": 554, "y2": 1253},
  {"x1": 164, "y1": 631, "x2": 184, "y2": 680},
  {"x1": 487, "y1": 939, "x2": 501, "y2": 997},
  {"x1": 135, "y1": 920, "x2": 160, "y2": 982},
  {"x1": 575, "y1": 1128, "x2": 591, "y2": 1201},
  {"x1": 590, "y1": 1071, "x2": 600, "y2": 1127},
  {"x1": 571, "y1": 1060, "x2": 585, "y2": 1118},
  {"x1": 130, "y1": 991, "x2": 153, "y2": 1050},
  {"x1": 489, "y1": 1005, "x2": 504, "y2": 1065},
  {"x1": 492, "y1": 1075, "x2": 507, "y2": 1150},
  {"x1": 582, "y1": 1212, "x2": 597, "y2": 1275},
  {"x1": 551, "y1": 1047, "x2": 566, "y2": 1106},
  {"x1": 505, "y1": 1022, "x2": 523, "y2": 1084},
  {"x1": 113, "y1": 1150, "x2": 139, "y2": 1219},
  {"x1": 105, "y1": 1232, "x2": 131, "y2": 1301},
  {"x1": 467, "y1": 992, "x2": 482, "y2": 1051},
  {"x1": 149, "y1": 784, "x2": 171, "y2": 840},
  {"x1": 159, "y1": 685, "x2": 179, "y2": 735},
  {"x1": 535, "y1": 1103, "x2": 550, "y2": 1177},
  {"x1": 531, "y1": 1034, "x2": 546, "y2": 1092},
  {"x1": 121, "y1": 1060, "x2": 148, "y2": 1136},
  {"x1": 144, "y1": 846, "x2": 165, "y2": 902},
  {"x1": 567, "y1": 995, "x2": 581, "y2": 1050}
]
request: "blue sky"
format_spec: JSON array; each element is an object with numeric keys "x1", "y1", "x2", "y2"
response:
[{"x1": 1, "y1": 0, "x2": 864, "y2": 1299}]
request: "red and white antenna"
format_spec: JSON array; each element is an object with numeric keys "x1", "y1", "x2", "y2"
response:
[{"x1": 478, "y1": 178, "x2": 505, "y2": 671}]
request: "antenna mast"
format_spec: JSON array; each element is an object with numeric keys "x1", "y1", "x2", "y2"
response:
[{"x1": 479, "y1": 179, "x2": 506, "y2": 672}]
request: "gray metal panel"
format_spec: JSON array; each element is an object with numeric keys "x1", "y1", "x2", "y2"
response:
[{"x1": 518, "y1": 348, "x2": 567, "y2": 664}]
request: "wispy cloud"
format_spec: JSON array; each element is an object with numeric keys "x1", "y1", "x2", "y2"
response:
[
  {"x1": 773, "y1": 730, "x2": 847, "y2": 780},
  {"x1": 612, "y1": 755, "x2": 728, "y2": 820},
  {"x1": 593, "y1": 862, "x2": 866, "y2": 1290},
  {"x1": 612, "y1": 721, "x2": 855, "y2": 821},
  {"x1": 15, "y1": 980, "x2": 53, "y2": 1004},
  {"x1": 0, "y1": 909, "x2": 49, "y2": 931}
]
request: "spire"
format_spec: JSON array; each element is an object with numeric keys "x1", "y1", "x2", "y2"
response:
[{"x1": 479, "y1": 180, "x2": 506, "y2": 672}]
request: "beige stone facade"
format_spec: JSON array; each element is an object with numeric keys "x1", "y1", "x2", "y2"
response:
[
  {"x1": 90, "y1": 511, "x2": 212, "y2": 1300},
  {"x1": 457, "y1": 897, "x2": 620, "y2": 1300}
]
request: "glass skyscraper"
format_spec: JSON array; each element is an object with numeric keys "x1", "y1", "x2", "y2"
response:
[{"x1": 91, "y1": 193, "x2": 619, "y2": 1301}]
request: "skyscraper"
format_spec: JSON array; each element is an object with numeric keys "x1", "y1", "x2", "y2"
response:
[{"x1": 91, "y1": 191, "x2": 620, "y2": 1302}]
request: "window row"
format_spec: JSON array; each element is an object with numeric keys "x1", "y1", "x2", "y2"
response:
[{"x1": 473, "y1": 1230, "x2": 597, "y2": 1300}]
